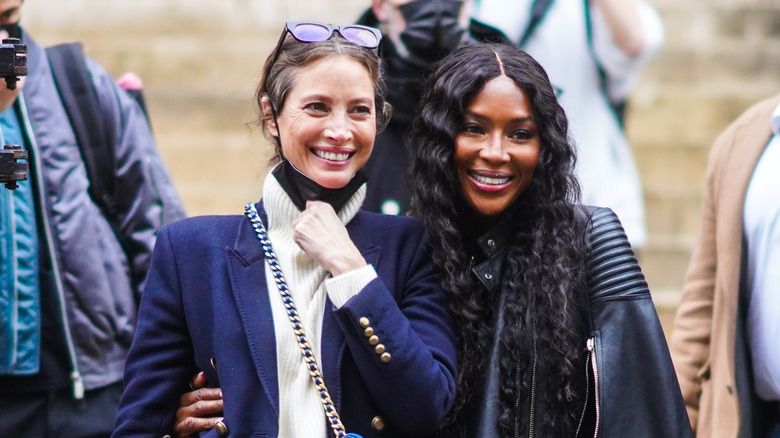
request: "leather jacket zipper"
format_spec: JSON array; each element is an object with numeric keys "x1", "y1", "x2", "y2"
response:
[
  {"x1": 528, "y1": 337, "x2": 537, "y2": 438},
  {"x1": 586, "y1": 338, "x2": 600, "y2": 437},
  {"x1": 574, "y1": 338, "x2": 591, "y2": 436},
  {"x1": 515, "y1": 361, "x2": 521, "y2": 438},
  {"x1": 515, "y1": 336, "x2": 537, "y2": 438}
]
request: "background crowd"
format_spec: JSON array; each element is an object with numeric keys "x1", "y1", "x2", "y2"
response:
[
  {"x1": 2, "y1": 0, "x2": 779, "y2": 437},
  {"x1": 22, "y1": 0, "x2": 777, "y2": 300}
]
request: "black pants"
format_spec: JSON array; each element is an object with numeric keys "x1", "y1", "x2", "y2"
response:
[
  {"x1": 768, "y1": 402, "x2": 780, "y2": 438},
  {"x1": 0, "y1": 381, "x2": 123, "y2": 438}
]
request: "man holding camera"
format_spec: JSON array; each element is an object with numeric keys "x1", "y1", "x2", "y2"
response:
[{"x1": 0, "y1": 1, "x2": 185, "y2": 436}]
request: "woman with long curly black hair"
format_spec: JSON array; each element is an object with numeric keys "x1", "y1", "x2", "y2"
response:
[{"x1": 409, "y1": 42, "x2": 692, "y2": 438}]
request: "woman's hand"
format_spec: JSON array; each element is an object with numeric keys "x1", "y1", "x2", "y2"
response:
[
  {"x1": 173, "y1": 372, "x2": 224, "y2": 437},
  {"x1": 292, "y1": 200, "x2": 367, "y2": 276}
]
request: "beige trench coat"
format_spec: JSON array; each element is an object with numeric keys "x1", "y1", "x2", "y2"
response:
[{"x1": 669, "y1": 94, "x2": 780, "y2": 437}]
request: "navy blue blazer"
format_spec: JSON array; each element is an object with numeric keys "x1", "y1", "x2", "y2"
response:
[{"x1": 113, "y1": 204, "x2": 457, "y2": 438}]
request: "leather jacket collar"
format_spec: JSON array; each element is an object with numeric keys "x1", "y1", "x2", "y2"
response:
[{"x1": 469, "y1": 200, "x2": 527, "y2": 293}]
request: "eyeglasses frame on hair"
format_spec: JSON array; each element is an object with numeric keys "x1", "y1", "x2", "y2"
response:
[{"x1": 261, "y1": 21, "x2": 382, "y2": 98}]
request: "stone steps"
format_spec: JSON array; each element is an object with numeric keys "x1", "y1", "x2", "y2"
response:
[{"x1": 21, "y1": 0, "x2": 780, "y2": 303}]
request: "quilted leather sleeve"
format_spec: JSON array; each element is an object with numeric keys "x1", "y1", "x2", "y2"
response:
[
  {"x1": 583, "y1": 206, "x2": 693, "y2": 437},
  {"x1": 585, "y1": 206, "x2": 649, "y2": 302}
]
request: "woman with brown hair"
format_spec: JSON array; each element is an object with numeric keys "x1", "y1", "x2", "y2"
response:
[{"x1": 112, "y1": 22, "x2": 456, "y2": 438}]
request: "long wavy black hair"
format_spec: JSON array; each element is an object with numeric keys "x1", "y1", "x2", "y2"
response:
[{"x1": 409, "y1": 43, "x2": 588, "y2": 436}]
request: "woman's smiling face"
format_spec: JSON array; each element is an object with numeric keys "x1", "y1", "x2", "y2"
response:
[
  {"x1": 454, "y1": 75, "x2": 541, "y2": 217},
  {"x1": 270, "y1": 55, "x2": 376, "y2": 189}
]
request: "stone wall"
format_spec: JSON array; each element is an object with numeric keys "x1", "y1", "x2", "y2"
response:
[
  {"x1": 23, "y1": 0, "x2": 371, "y2": 214},
  {"x1": 628, "y1": 0, "x2": 780, "y2": 300},
  {"x1": 20, "y1": 0, "x2": 780, "y2": 302}
]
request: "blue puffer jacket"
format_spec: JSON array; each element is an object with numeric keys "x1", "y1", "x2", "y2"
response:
[{"x1": 0, "y1": 30, "x2": 185, "y2": 396}]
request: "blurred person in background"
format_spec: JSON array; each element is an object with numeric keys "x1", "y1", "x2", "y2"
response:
[
  {"x1": 670, "y1": 94, "x2": 780, "y2": 438},
  {"x1": 0, "y1": 0, "x2": 185, "y2": 436},
  {"x1": 469, "y1": 0, "x2": 664, "y2": 249},
  {"x1": 357, "y1": 0, "x2": 467, "y2": 215}
]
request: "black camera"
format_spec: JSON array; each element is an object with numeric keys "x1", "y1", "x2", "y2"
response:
[
  {"x1": 0, "y1": 37, "x2": 29, "y2": 190},
  {"x1": 1, "y1": 145, "x2": 28, "y2": 190},
  {"x1": 0, "y1": 37, "x2": 27, "y2": 90}
]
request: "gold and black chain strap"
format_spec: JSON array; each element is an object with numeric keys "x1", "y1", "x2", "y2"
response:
[{"x1": 245, "y1": 203, "x2": 362, "y2": 438}]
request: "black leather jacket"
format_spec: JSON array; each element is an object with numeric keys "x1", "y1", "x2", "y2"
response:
[{"x1": 465, "y1": 206, "x2": 693, "y2": 437}]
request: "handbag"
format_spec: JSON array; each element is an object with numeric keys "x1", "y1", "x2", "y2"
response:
[{"x1": 245, "y1": 202, "x2": 362, "y2": 438}]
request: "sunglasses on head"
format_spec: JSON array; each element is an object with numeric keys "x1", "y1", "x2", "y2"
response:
[
  {"x1": 283, "y1": 21, "x2": 381, "y2": 53},
  {"x1": 262, "y1": 21, "x2": 382, "y2": 93}
]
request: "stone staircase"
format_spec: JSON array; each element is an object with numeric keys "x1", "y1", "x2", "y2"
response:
[
  {"x1": 22, "y1": 0, "x2": 780, "y2": 328},
  {"x1": 629, "y1": 0, "x2": 780, "y2": 311}
]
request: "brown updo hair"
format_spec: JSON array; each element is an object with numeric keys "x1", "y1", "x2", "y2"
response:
[{"x1": 255, "y1": 31, "x2": 392, "y2": 164}]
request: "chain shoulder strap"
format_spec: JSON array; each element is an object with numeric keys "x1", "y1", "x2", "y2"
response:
[{"x1": 244, "y1": 203, "x2": 362, "y2": 438}]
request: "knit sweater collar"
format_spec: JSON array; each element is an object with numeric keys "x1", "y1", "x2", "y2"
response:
[
  {"x1": 263, "y1": 165, "x2": 366, "y2": 233},
  {"x1": 271, "y1": 160, "x2": 368, "y2": 213}
]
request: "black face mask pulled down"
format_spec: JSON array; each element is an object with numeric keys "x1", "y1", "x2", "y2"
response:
[{"x1": 272, "y1": 160, "x2": 368, "y2": 213}]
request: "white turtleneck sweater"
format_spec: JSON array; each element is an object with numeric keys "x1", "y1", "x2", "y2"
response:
[{"x1": 262, "y1": 171, "x2": 378, "y2": 437}]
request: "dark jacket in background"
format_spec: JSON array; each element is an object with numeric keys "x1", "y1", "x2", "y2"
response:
[
  {"x1": 0, "y1": 30, "x2": 185, "y2": 396},
  {"x1": 357, "y1": 0, "x2": 465, "y2": 215}
]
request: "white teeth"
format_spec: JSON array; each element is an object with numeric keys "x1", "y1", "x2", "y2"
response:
[
  {"x1": 314, "y1": 150, "x2": 350, "y2": 161},
  {"x1": 472, "y1": 174, "x2": 509, "y2": 185}
]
